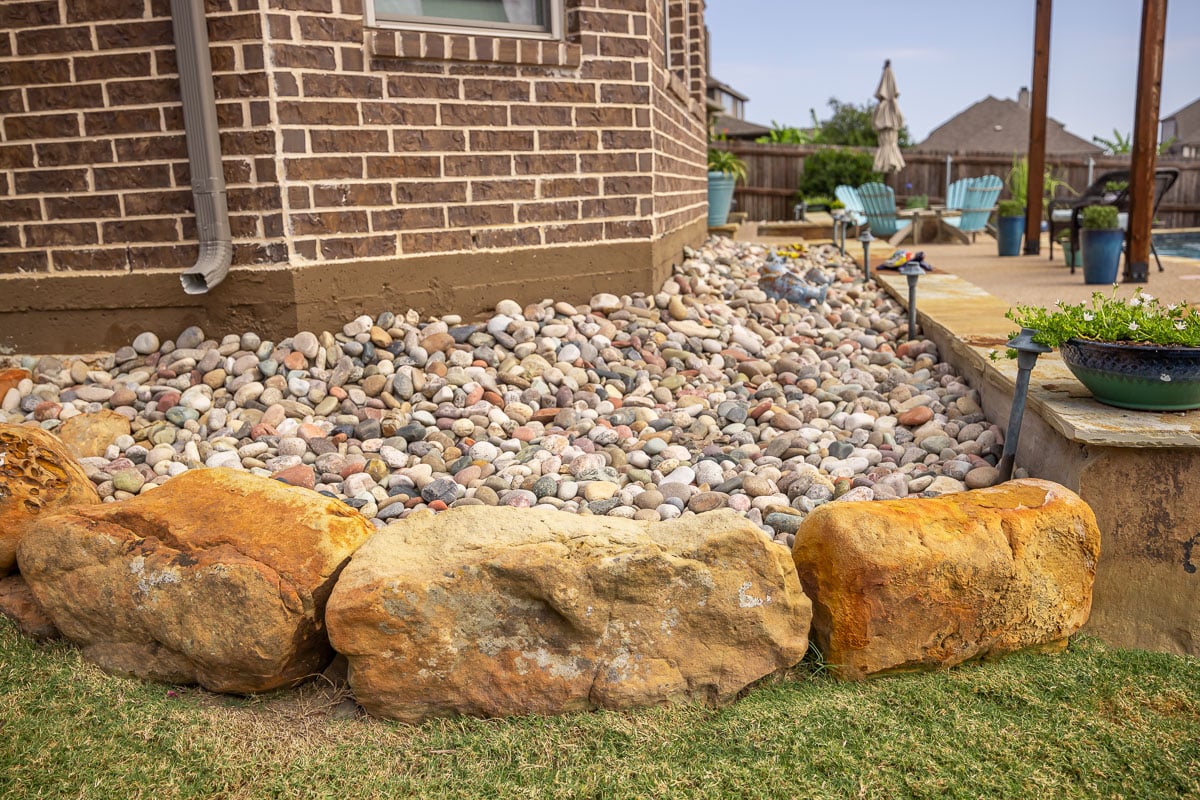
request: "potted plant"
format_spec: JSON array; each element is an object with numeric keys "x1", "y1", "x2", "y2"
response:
[
  {"x1": 1080, "y1": 205, "x2": 1123, "y2": 285},
  {"x1": 997, "y1": 199, "x2": 1024, "y2": 256},
  {"x1": 707, "y1": 148, "x2": 746, "y2": 227},
  {"x1": 1055, "y1": 229, "x2": 1082, "y2": 268},
  {"x1": 1005, "y1": 289, "x2": 1200, "y2": 410}
]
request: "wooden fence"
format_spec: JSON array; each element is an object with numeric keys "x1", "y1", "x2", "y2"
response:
[{"x1": 717, "y1": 142, "x2": 1200, "y2": 229}]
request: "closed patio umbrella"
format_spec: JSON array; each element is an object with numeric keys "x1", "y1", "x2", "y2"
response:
[{"x1": 873, "y1": 59, "x2": 905, "y2": 173}]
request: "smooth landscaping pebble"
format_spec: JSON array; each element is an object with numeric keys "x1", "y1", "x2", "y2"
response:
[{"x1": 0, "y1": 238, "x2": 1006, "y2": 546}]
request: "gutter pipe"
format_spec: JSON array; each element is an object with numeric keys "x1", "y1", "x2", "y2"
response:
[{"x1": 170, "y1": 0, "x2": 232, "y2": 294}]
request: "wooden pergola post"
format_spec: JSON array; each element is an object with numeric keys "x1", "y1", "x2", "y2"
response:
[
  {"x1": 1024, "y1": 0, "x2": 1052, "y2": 255},
  {"x1": 1126, "y1": 0, "x2": 1168, "y2": 283}
]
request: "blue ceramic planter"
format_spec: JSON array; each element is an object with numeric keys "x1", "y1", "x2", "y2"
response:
[
  {"x1": 707, "y1": 172, "x2": 736, "y2": 226},
  {"x1": 1081, "y1": 228, "x2": 1123, "y2": 285},
  {"x1": 997, "y1": 215, "x2": 1023, "y2": 256}
]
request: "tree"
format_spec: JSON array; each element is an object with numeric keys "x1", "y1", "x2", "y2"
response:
[
  {"x1": 810, "y1": 98, "x2": 913, "y2": 148},
  {"x1": 1093, "y1": 128, "x2": 1175, "y2": 155},
  {"x1": 1093, "y1": 129, "x2": 1132, "y2": 154},
  {"x1": 754, "y1": 121, "x2": 817, "y2": 145}
]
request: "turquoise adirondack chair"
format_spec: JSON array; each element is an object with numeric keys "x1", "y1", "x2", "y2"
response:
[
  {"x1": 857, "y1": 182, "x2": 913, "y2": 245},
  {"x1": 834, "y1": 184, "x2": 867, "y2": 227},
  {"x1": 942, "y1": 175, "x2": 1002, "y2": 242},
  {"x1": 943, "y1": 178, "x2": 972, "y2": 214}
]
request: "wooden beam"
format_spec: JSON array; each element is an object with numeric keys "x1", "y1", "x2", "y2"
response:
[
  {"x1": 1126, "y1": 0, "x2": 1168, "y2": 282},
  {"x1": 1024, "y1": 0, "x2": 1052, "y2": 255}
]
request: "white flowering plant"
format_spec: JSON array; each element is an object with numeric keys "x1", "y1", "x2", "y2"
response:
[{"x1": 1004, "y1": 288, "x2": 1200, "y2": 351}]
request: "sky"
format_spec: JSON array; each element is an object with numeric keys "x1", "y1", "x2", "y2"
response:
[{"x1": 706, "y1": 0, "x2": 1200, "y2": 145}]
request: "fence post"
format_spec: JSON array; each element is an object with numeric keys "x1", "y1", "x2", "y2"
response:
[{"x1": 945, "y1": 154, "x2": 953, "y2": 202}]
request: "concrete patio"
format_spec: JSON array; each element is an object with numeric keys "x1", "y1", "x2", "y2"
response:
[{"x1": 738, "y1": 221, "x2": 1200, "y2": 308}]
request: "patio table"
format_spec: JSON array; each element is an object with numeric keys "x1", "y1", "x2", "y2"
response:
[{"x1": 897, "y1": 207, "x2": 960, "y2": 245}]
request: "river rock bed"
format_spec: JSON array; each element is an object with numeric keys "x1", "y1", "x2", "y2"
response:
[{"x1": 0, "y1": 238, "x2": 1006, "y2": 547}]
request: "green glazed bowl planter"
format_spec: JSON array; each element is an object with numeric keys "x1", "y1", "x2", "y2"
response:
[{"x1": 1058, "y1": 338, "x2": 1200, "y2": 411}]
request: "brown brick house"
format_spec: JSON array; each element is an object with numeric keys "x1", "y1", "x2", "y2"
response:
[{"x1": 0, "y1": 0, "x2": 710, "y2": 352}]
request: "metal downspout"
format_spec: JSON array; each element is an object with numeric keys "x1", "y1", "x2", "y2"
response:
[{"x1": 170, "y1": 0, "x2": 232, "y2": 294}]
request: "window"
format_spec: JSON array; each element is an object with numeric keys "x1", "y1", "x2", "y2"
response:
[{"x1": 369, "y1": 0, "x2": 561, "y2": 37}]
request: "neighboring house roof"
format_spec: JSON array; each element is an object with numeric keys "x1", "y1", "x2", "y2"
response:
[
  {"x1": 707, "y1": 77, "x2": 749, "y2": 103},
  {"x1": 913, "y1": 95, "x2": 1102, "y2": 155},
  {"x1": 711, "y1": 113, "x2": 772, "y2": 140}
]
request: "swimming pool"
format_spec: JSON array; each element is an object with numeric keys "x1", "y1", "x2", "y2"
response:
[{"x1": 1153, "y1": 231, "x2": 1200, "y2": 260}]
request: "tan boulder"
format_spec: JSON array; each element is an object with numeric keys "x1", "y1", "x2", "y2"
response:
[
  {"x1": 58, "y1": 409, "x2": 132, "y2": 458},
  {"x1": 17, "y1": 468, "x2": 373, "y2": 693},
  {"x1": 0, "y1": 574, "x2": 59, "y2": 639},
  {"x1": 327, "y1": 507, "x2": 810, "y2": 723},
  {"x1": 793, "y1": 479, "x2": 1100, "y2": 680},
  {"x1": 0, "y1": 424, "x2": 101, "y2": 574}
]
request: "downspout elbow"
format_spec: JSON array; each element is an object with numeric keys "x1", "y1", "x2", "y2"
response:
[
  {"x1": 171, "y1": 0, "x2": 231, "y2": 295},
  {"x1": 180, "y1": 187, "x2": 232, "y2": 295}
]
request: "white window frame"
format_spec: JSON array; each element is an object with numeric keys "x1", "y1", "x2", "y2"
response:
[
  {"x1": 662, "y1": 0, "x2": 671, "y2": 71},
  {"x1": 367, "y1": 1, "x2": 564, "y2": 40}
]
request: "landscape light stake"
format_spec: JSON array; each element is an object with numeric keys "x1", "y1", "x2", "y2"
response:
[
  {"x1": 897, "y1": 261, "x2": 923, "y2": 338},
  {"x1": 998, "y1": 327, "x2": 1051, "y2": 481},
  {"x1": 858, "y1": 229, "x2": 874, "y2": 281}
]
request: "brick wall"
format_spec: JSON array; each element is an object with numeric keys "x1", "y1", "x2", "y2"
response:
[
  {"x1": 0, "y1": 0, "x2": 707, "y2": 277},
  {"x1": 0, "y1": 0, "x2": 285, "y2": 273}
]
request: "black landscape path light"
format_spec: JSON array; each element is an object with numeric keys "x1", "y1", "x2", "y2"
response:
[
  {"x1": 998, "y1": 327, "x2": 1051, "y2": 481},
  {"x1": 857, "y1": 228, "x2": 874, "y2": 281},
  {"x1": 897, "y1": 260, "x2": 923, "y2": 339}
]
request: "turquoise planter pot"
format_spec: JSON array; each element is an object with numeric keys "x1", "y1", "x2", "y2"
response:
[
  {"x1": 707, "y1": 172, "x2": 736, "y2": 226},
  {"x1": 1081, "y1": 228, "x2": 1123, "y2": 285},
  {"x1": 997, "y1": 216, "x2": 1024, "y2": 256},
  {"x1": 1061, "y1": 241, "x2": 1083, "y2": 268}
]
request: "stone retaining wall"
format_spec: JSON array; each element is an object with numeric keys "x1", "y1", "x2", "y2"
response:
[{"x1": 876, "y1": 271, "x2": 1200, "y2": 657}]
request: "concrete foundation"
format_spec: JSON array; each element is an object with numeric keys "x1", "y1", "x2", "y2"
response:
[{"x1": 0, "y1": 218, "x2": 705, "y2": 354}]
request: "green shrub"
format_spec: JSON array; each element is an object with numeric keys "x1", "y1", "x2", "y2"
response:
[
  {"x1": 799, "y1": 194, "x2": 835, "y2": 209},
  {"x1": 904, "y1": 194, "x2": 928, "y2": 210},
  {"x1": 797, "y1": 148, "x2": 880, "y2": 198},
  {"x1": 998, "y1": 199, "x2": 1024, "y2": 217},
  {"x1": 707, "y1": 149, "x2": 747, "y2": 182},
  {"x1": 1081, "y1": 204, "x2": 1119, "y2": 229}
]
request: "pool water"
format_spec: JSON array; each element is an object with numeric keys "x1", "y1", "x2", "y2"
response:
[{"x1": 1153, "y1": 231, "x2": 1200, "y2": 260}]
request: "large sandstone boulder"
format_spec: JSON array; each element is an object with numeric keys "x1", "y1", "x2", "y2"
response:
[
  {"x1": 18, "y1": 468, "x2": 373, "y2": 693},
  {"x1": 0, "y1": 574, "x2": 59, "y2": 640},
  {"x1": 327, "y1": 507, "x2": 810, "y2": 723},
  {"x1": 793, "y1": 479, "x2": 1100, "y2": 680},
  {"x1": 0, "y1": 424, "x2": 101, "y2": 574}
]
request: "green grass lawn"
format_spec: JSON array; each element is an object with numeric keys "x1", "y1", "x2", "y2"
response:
[{"x1": 2, "y1": 619, "x2": 1197, "y2": 800}]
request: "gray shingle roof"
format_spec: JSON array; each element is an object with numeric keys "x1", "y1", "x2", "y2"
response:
[{"x1": 913, "y1": 96, "x2": 1102, "y2": 155}]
